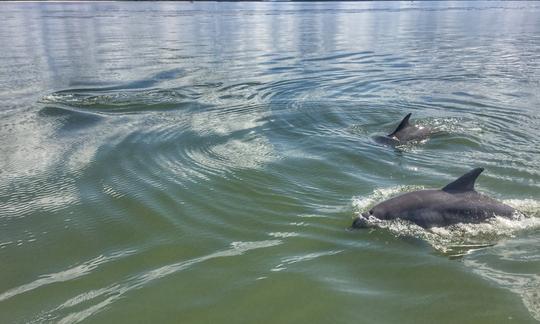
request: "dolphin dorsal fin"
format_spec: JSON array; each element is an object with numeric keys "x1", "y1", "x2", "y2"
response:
[
  {"x1": 388, "y1": 113, "x2": 412, "y2": 137},
  {"x1": 442, "y1": 168, "x2": 484, "y2": 193}
]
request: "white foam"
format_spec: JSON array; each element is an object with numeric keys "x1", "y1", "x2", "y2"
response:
[
  {"x1": 505, "y1": 199, "x2": 540, "y2": 217},
  {"x1": 353, "y1": 190, "x2": 540, "y2": 255},
  {"x1": 269, "y1": 232, "x2": 299, "y2": 238},
  {"x1": 0, "y1": 249, "x2": 135, "y2": 302},
  {"x1": 352, "y1": 185, "x2": 424, "y2": 212},
  {"x1": 271, "y1": 250, "x2": 342, "y2": 272}
]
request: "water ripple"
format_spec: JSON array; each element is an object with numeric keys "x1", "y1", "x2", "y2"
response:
[
  {"x1": 0, "y1": 249, "x2": 135, "y2": 302},
  {"x1": 34, "y1": 240, "x2": 281, "y2": 324},
  {"x1": 1, "y1": 1, "x2": 540, "y2": 323}
]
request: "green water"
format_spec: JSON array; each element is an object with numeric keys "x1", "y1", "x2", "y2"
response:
[{"x1": 1, "y1": 2, "x2": 539, "y2": 323}]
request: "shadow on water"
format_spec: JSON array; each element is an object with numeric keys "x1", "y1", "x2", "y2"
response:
[
  {"x1": 38, "y1": 106, "x2": 103, "y2": 132},
  {"x1": 38, "y1": 88, "x2": 209, "y2": 115}
]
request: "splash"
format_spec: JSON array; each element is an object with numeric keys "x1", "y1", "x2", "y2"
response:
[
  {"x1": 352, "y1": 188, "x2": 540, "y2": 255},
  {"x1": 352, "y1": 185, "x2": 424, "y2": 211},
  {"x1": 422, "y1": 116, "x2": 483, "y2": 135}
]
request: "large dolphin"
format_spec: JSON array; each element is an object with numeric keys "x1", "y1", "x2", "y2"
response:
[
  {"x1": 374, "y1": 113, "x2": 433, "y2": 145},
  {"x1": 352, "y1": 168, "x2": 517, "y2": 229}
]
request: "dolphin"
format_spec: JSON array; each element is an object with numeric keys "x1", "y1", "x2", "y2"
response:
[
  {"x1": 352, "y1": 168, "x2": 517, "y2": 229},
  {"x1": 374, "y1": 113, "x2": 433, "y2": 145}
]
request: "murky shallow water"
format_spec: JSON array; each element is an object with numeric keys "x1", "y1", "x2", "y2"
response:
[{"x1": 1, "y1": 2, "x2": 539, "y2": 323}]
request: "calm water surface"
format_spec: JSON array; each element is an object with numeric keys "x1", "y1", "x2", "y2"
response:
[{"x1": 1, "y1": 2, "x2": 539, "y2": 323}]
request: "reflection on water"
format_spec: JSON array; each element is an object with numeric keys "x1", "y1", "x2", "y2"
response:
[
  {"x1": 1, "y1": 1, "x2": 540, "y2": 323},
  {"x1": 465, "y1": 234, "x2": 540, "y2": 322}
]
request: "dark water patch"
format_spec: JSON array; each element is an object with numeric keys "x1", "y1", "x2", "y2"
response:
[
  {"x1": 38, "y1": 106, "x2": 103, "y2": 132},
  {"x1": 96, "y1": 68, "x2": 186, "y2": 91},
  {"x1": 218, "y1": 81, "x2": 264, "y2": 92},
  {"x1": 39, "y1": 88, "x2": 206, "y2": 114},
  {"x1": 390, "y1": 63, "x2": 413, "y2": 68},
  {"x1": 303, "y1": 51, "x2": 375, "y2": 63},
  {"x1": 452, "y1": 91, "x2": 490, "y2": 101},
  {"x1": 267, "y1": 66, "x2": 299, "y2": 73}
]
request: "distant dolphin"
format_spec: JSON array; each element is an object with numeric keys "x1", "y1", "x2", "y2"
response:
[
  {"x1": 374, "y1": 113, "x2": 433, "y2": 145},
  {"x1": 352, "y1": 168, "x2": 517, "y2": 229}
]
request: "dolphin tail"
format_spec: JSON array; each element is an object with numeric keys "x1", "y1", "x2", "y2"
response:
[
  {"x1": 442, "y1": 168, "x2": 484, "y2": 193},
  {"x1": 388, "y1": 113, "x2": 412, "y2": 137}
]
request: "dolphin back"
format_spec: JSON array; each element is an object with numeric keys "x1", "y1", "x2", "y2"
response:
[{"x1": 352, "y1": 168, "x2": 517, "y2": 229}]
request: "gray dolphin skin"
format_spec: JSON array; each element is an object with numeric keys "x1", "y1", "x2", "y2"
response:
[
  {"x1": 374, "y1": 113, "x2": 433, "y2": 145},
  {"x1": 352, "y1": 168, "x2": 517, "y2": 229}
]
